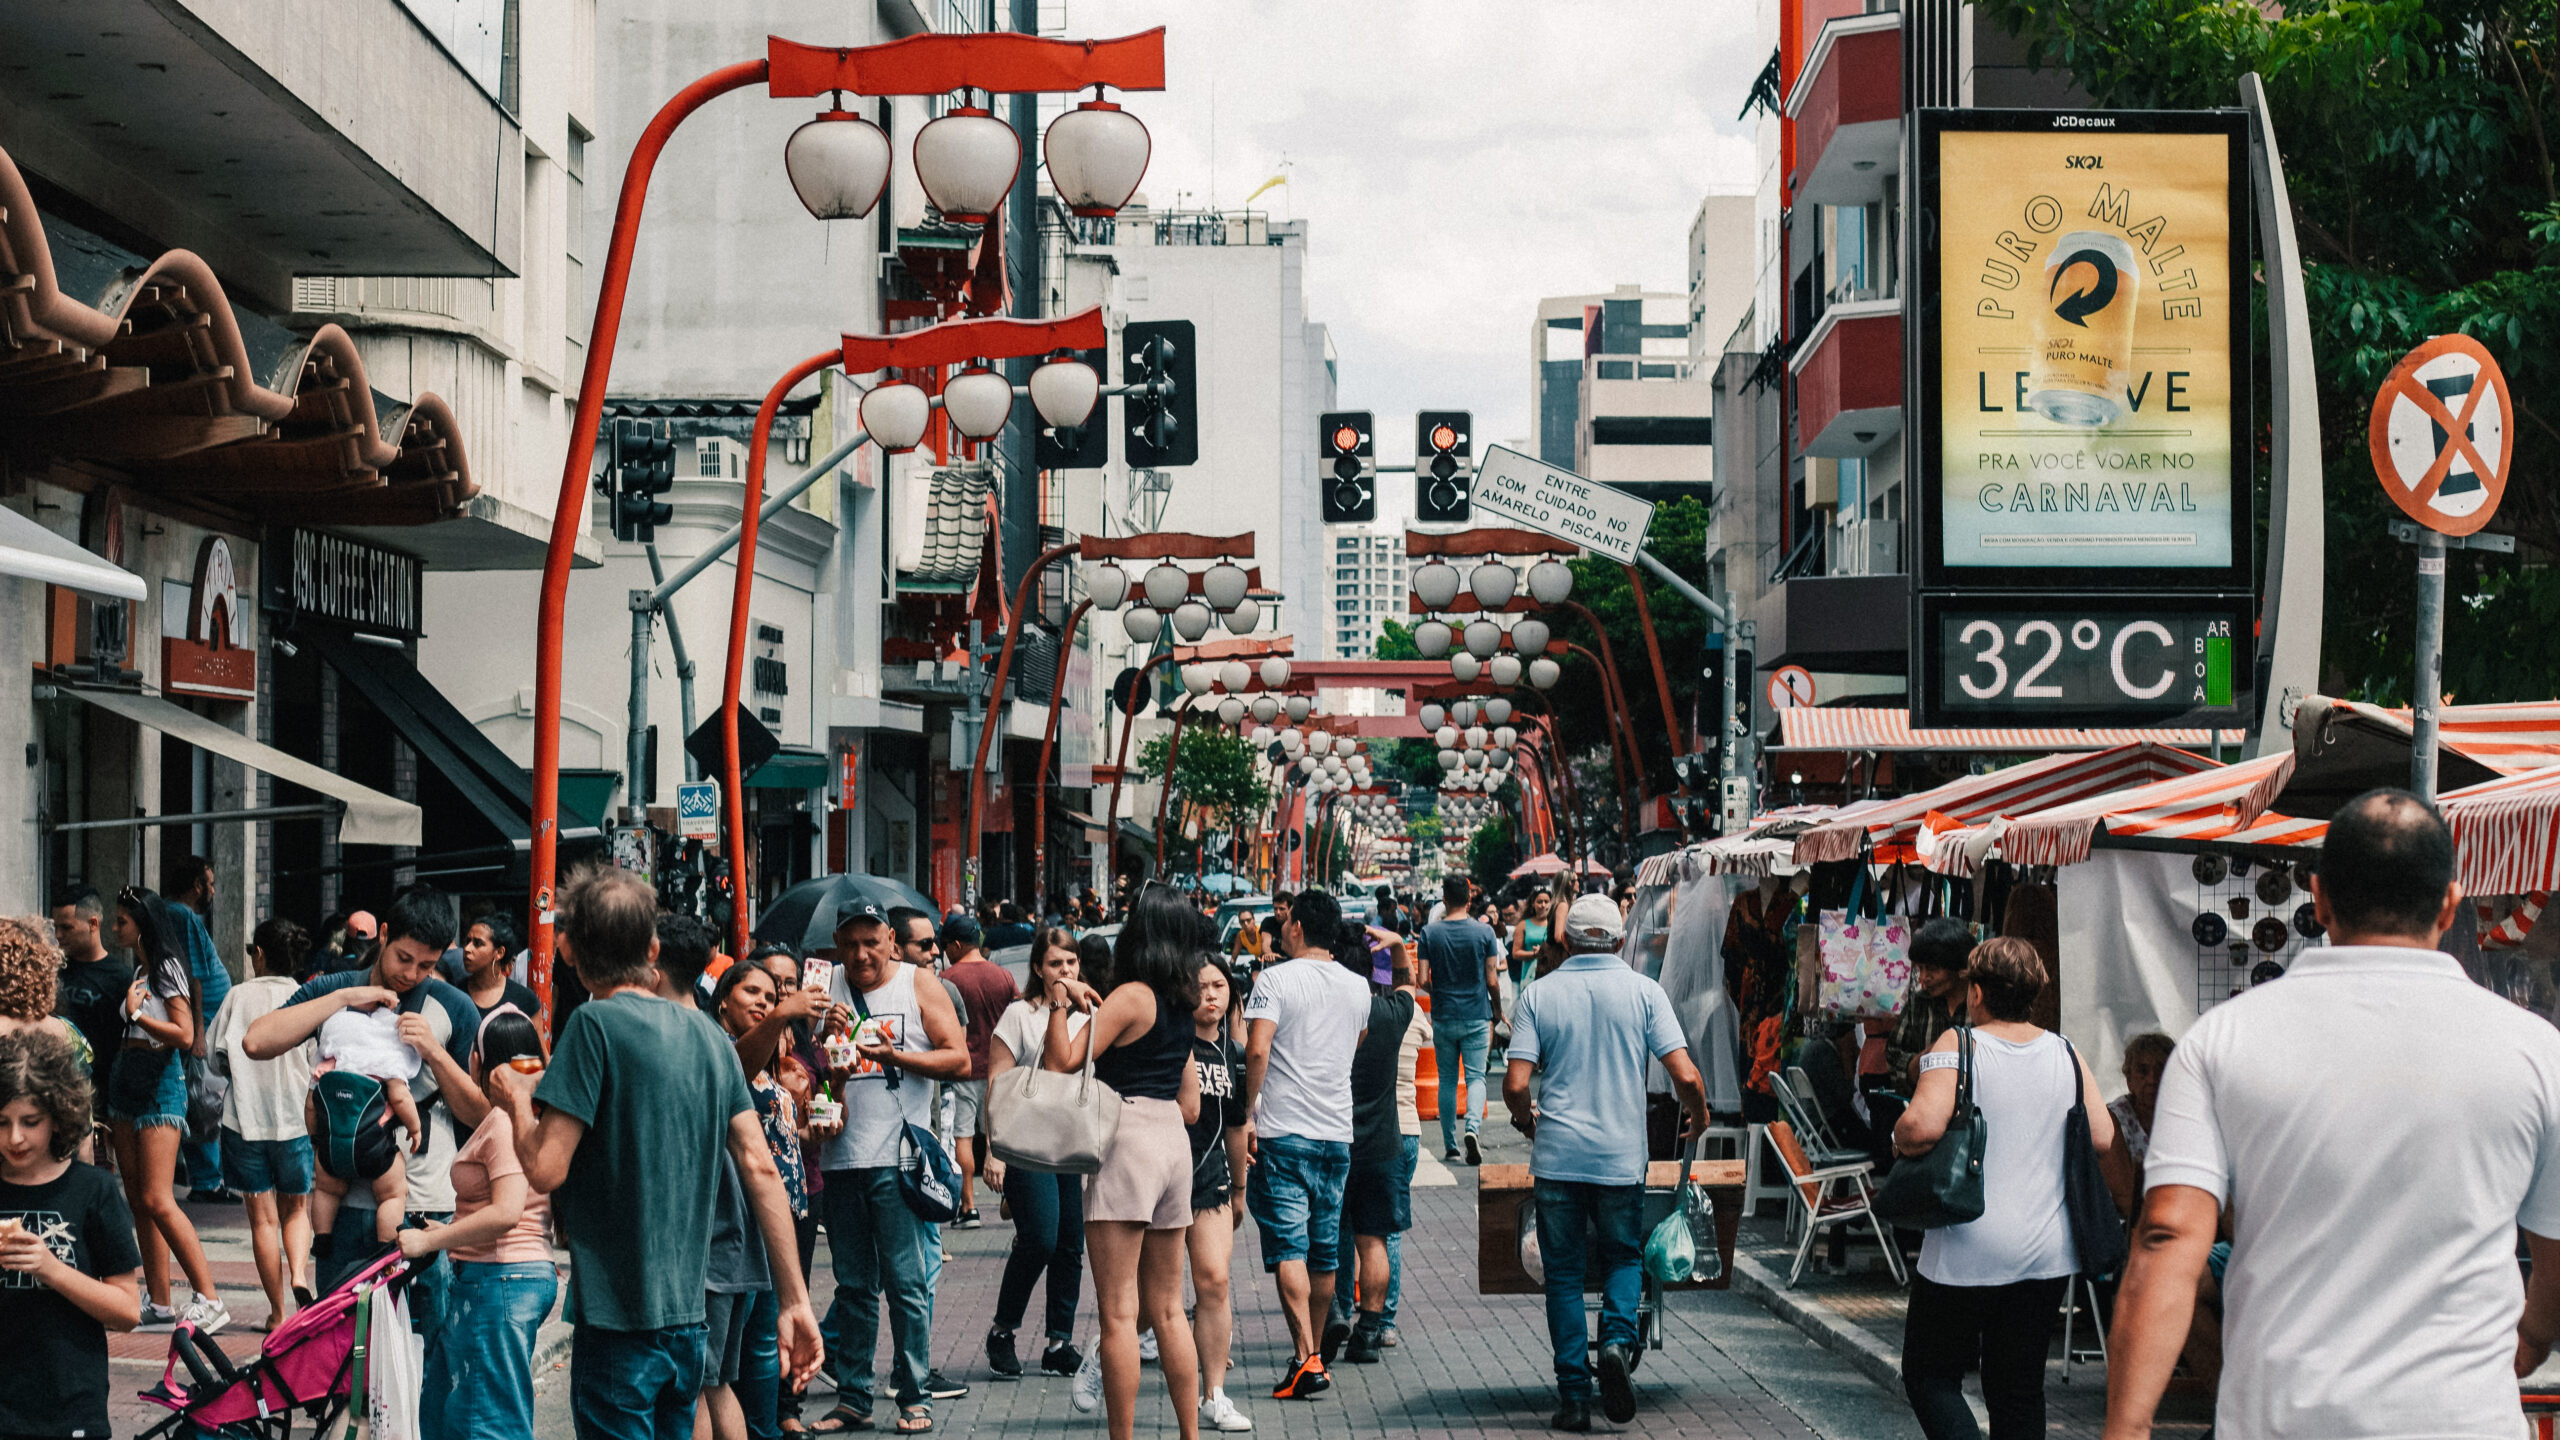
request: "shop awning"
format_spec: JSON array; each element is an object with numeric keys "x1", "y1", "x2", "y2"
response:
[
  {"x1": 2442, "y1": 767, "x2": 2560, "y2": 897},
  {"x1": 64, "y1": 687, "x2": 419, "y2": 846},
  {"x1": 1989, "y1": 755, "x2": 2323, "y2": 871},
  {"x1": 0, "y1": 505, "x2": 146, "y2": 601},
  {"x1": 1774, "y1": 707, "x2": 2245, "y2": 752},
  {"x1": 1792, "y1": 742, "x2": 2218, "y2": 865},
  {"x1": 746, "y1": 749, "x2": 831, "y2": 789}
]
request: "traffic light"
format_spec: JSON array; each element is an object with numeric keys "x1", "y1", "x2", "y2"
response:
[
  {"x1": 1414, "y1": 410, "x2": 1473, "y2": 523},
  {"x1": 1123, "y1": 320, "x2": 1198, "y2": 467},
  {"x1": 606, "y1": 417, "x2": 675, "y2": 543},
  {"x1": 1319, "y1": 411, "x2": 1375, "y2": 523},
  {"x1": 1035, "y1": 346, "x2": 1110, "y2": 470}
]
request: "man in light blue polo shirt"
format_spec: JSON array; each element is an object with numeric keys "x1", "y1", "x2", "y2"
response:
[{"x1": 1504, "y1": 894, "x2": 1707, "y2": 1434}]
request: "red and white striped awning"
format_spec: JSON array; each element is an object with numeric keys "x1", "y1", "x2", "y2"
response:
[
  {"x1": 2308, "y1": 698, "x2": 2560, "y2": 773},
  {"x1": 1990, "y1": 754, "x2": 2326, "y2": 869},
  {"x1": 2442, "y1": 767, "x2": 2560, "y2": 896},
  {"x1": 1792, "y1": 742, "x2": 2216, "y2": 865},
  {"x1": 1775, "y1": 708, "x2": 2246, "y2": 752},
  {"x1": 1633, "y1": 802, "x2": 1885, "y2": 887}
]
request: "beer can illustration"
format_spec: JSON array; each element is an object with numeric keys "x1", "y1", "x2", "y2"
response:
[{"x1": 2027, "y1": 230, "x2": 2141, "y2": 427}]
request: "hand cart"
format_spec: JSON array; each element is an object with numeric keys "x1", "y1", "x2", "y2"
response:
[{"x1": 1478, "y1": 1156, "x2": 1746, "y2": 1363}]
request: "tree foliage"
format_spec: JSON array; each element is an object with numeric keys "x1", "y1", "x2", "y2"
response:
[
  {"x1": 1373, "y1": 618, "x2": 1423, "y2": 661},
  {"x1": 1548, "y1": 496, "x2": 1716, "y2": 784},
  {"x1": 1973, "y1": 0, "x2": 2560, "y2": 702},
  {"x1": 1134, "y1": 725, "x2": 1270, "y2": 832},
  {"x1": 1467, "y1": 813, "x2": 1520, "y2": 894}
]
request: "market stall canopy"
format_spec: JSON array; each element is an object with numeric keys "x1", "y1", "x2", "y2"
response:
[
  {"x1": 0, "y1": 505, "x2": 147, "y2": 601},
  {"x1": 1983, "y1": 755, "x2": 2321, "y2": 871},
  {"x1": 1634, "y1": 801, "x2": 1891, "y2": 886},
  {"x1": 2442, "y1": 767, "x2": 2560, "y2": 897},
  {"x1": 2276, "y1": 696, "x2": 2560, "y2": 820},
  {"x1": 1791, "y1": 741, "x2": 2216, "y2": 866},
  {"x1": 1773, "y1": 708, "x2": 2243, "y2": 752},
  {"x1": 1510, "y1": 852, "x2": 1611, "y2": 879},
  {"x1": 61, "y1": 687, "x2": 419, "y2": 846}
]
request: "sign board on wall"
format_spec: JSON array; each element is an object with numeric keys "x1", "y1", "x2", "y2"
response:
[
  {"x1": 1912, "y1": 109, "x2": 2254, "y2": 729},
  {"x1": 1467, "y1": 445, "x2": 1657, "y2": 564},
  {"x1": 163, "y1": 537, "x2": 257, "y2": 701}
]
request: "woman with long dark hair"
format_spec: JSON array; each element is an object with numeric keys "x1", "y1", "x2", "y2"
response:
[
  {"x1": 107, "y1": 886, "x2": 228, "y2": 1333},
  {"x1": 980, "y1": 927, "x2": 1091, "y2": 1381},
  {"x1": 1043, "y1": 886, "x2": 1204, "y2": 1440},
  {"x1": 711, "y1": 960, "x2": 820, "y2": 1440}
]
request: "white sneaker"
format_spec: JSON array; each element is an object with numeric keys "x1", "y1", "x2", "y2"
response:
[
  {"x1": 1138, "y1": 1328, "x2": 1159, "y2": 1362},
  {"x1": 136, "y1": 1301, "x2": 180, "y2": 1333},
  {"x1": 180, "y1": 1294, "x2": 233, "y2": 1337},
  {"x1": 1071, "y1": 1343, "x2": 1103, "y2": 1413},
  {"x1": 1201, "y1": 1390, "x2": 1254, "y2": 1431}
]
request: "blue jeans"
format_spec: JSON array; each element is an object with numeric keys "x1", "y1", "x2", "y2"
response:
[
  {"x1": 994, "y1": 1165, "x2": 1084, "y2": 1341},
  {"x1": 423, "y1": 1260, "x2": 558, "y2": 1440},
  {"x1": 1331, "y1": 1136, "x2": 1419, "y2": 1326},
  {"x1": 1246, "y1": 1134, "x2": 1349, "y2": 1271},
  {"x1": 820, "y1": 1167, "x2": 936, "y2": 1414},
  {"x1": 571, "y1": 1322, "x2": 710, "y2": 1440},
  {"x1": 740, "y1": 1288, "x2": 782, "y2": 1440},
  {"x1": 1534, "y1": 1179, "x2": 1645, "y2": 1403},
  {"x1": 1434, "y1": 1016, "x2": 1493, "y2": 1151}
]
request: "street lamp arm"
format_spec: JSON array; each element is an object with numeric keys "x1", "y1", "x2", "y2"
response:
[
  {"x1": 964, "y1": 540, "x2": 1084, "y2": 902},
  {"x1": 1623, "y1": 566, "x2": 1690, "y2": 840},
  {"x1": 651, "y1": 417, "x2": 867, "y2": 608},
  {"x1": 1030, "y1": 598, "x2": 1095, "y2": 907},
  {"x1": 530, "y1": 56, "x2": 771, "y2": 1024},
  {"x1": 1634, "y1": 548, "x2": 1728, "y2": 623}
]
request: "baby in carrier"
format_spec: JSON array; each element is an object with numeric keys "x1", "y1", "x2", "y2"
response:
[{"x1": 304, "y1": 1001, "x2": 424, "y2": 1245}]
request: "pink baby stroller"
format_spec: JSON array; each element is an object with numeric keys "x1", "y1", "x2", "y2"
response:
[{"x1": 139, "y1": 1251, "x2": 412, "y2": 1439}]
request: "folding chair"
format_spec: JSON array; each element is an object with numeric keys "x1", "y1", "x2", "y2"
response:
[
  {"x1": 2059, "y1": 1274, "x2": 2109, "y2": 1382},
  {"x1": 1770, "y1": 1072, "x2": 1867, "y2": 1169},
  {"x1": 1739, "y1": 1123, "x2": 1794, "y2": 1219},
  {"x1": 1766, "y1": 1119, "x2": 1907, "y2": 1289}
]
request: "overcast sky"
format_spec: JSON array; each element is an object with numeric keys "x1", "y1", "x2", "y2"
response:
[{"x1": 1064, "y1": 1, "x2": 1764, "y2": 506}]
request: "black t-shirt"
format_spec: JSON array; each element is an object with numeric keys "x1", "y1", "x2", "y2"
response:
[
  {"x1": 54, "y1": 955, "x2": 132, "y2": 1083},
  {"x1": 1349, "y1": 992, "x2": 1417, "y2": 1167},
  {"x1": 1187, "y1": 1034, "x2": 1247, "y2": 1203},
  {"x1": 0, "y1": 1162, "x2": 143, "y2": 1437},
  {"x1": 476, "y1": 979, "x2": 543, "y2": 1022}
]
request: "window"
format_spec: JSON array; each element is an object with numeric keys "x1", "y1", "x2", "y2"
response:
[{"x1": 700, "y1": 439, "x2": 725, "y2": 477}]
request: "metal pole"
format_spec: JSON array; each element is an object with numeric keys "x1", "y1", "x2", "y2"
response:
[
  {"x1": 1030, "y1": 598, "x2": 1094, "y2": 908},
  {"x1": 2412, "y1": 532, "x2": 2446, "y2": 800},
  {"x1": 650, "y1": 426, "x2": 870, "y2": 608},
  {"x1": 645, "y1": 546, "x2": 701, "y2": 779},
  {"x1": 1635, "y1": 549, "x2": 1729, "y2": 622},
  {"x1": 964, "y1": 542, "x2": 1082, "y2": 902},
  {"x1": 627, "y1": 593, "x2": 653, "y2": 820}
]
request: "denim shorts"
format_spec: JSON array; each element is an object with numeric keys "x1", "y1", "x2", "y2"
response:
[
  {"x1": 1246, "y1": 1133, "x2": 1350, "y2": 1271},
  {"x1": 113, "y1": 1048, "x2": 189, "y2": 1131},
  {"x1": 222, "y1": 1132, "x2": 317, "y2": 1196}
]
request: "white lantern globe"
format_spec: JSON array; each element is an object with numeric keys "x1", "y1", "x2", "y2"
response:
[
  {"x1": 1527, "y1": 558, "x2": 1576, "y2": 606},
  {"x1": 784, "y1": 110, "x2": 893, "y2": 220},
  {"x1": 1180, "y1": 663, "x2": 1214, "y2": 696},
  {"x1": 1122, "y1": 606, "x2": 1163, "y2": 645},
  {"x1": 1450, "y1": 654, "x2": 1482, "y2": 683},
  {"x1": 941, "y1": 367, "x2": 1013, "y2": 439},
  {"x1": 1451, "y1": 701, "x2": 1478, "y2": 728},
  {"x1": 1028, "y1": 358, "x2": 1102, "y2": 429},
  {"x1": 1222, "y1": 596, "x2": 1261, "y2": 634},
  {"x1": 912, "y1": 105, "x2": 1019, "y2": 224},
  {"x1": 1463, "y1": 620, "x2": 1504, "y2": 659},
  {"x1": 1417, "y1": 703, "x2": 1447, "y2": 732},
  {"x1": 1250, "y1": 726, "x2": 1273, "y2": 747},
  {"x1": 1251, "y1": 695, "x2": 1280, "y2": 724},
  {"x1": 1043, "y1": 98, "x2": 1151, "y2": 217},
  {"x1": 1489, "y1": 654, "x2": 1523, "y2": 687},
  {"x1": 1085, "y1": 561, "x2": 1130, "y2": 610},
  {"x1": 1170, "y1": 601, "x2": 1214, "y2": 641},
  {"x1": 1495, "y1": 725, "x2": 1519, "y2": 749},
  {"x1": 1413, "y1": 620, "x2": 1453, "y2": 659},
  {"x1": 1437, "y1": 749, "x2": 1461, "y2": 771},
  {"x1": 1528, "y1": 657, "x2": 1562, "y2": 690},
  {"x1": 1298, "y1": 757, "x2": 1319, "y2": 777},
  {"x1": 1309, "y1": 731, "x2": 1335, "y2": 756},
  {"x1": 1202, "y1": 562, "x2": 1250, "y2": 612},
  {"x1": 1511, "y1": 618, "x2": 1552, "y2": 658},
  {"x1": 858, "y1": 382, "x2": 932, "y2": 452},
  {"x1": 1142, "y1": 561, "x2": 1190, "y2": 610},
  {"x1": 1260, "y1": 657, "x2": 1291, "y2": 689},
  {"x1": 1217, "y1": 696, "x2": 1246, "y2": 726},
  {"x1": 1412, "y1": 560, "x2": 1462, "y2": 611},
  {"x1": 1490, "y1": 750, "x2": 1514, "y2": 770},
  {"x1": 1435, "y1": 725, "x2": 1460, "y2": 749},
  {"x1": 1464, "y1": 726, "x2": 1489, "y2": 750},
  {"x1": 1484, "y1": 697, "x2": 1514, "y2": 725},
  {"x1": 1466, "y1": 751, "x2": 1488, "y2": 770},
  {"x1": 1285, "y1": 696, "x2": 1312, "y2": 723},
  {"x1": 1219, "y1": 660, "x2": 1252, "y2": 693},
  {"x1": 1470, "y1": 561, "x2": 1519, "y2": 607}
]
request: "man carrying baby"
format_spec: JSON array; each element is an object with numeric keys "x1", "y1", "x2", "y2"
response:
[
  {"x1": 301, "y1": 986, "x2": 427, "y2": 1245},
  {"x1": 246, "y1": 885, "x2": 483, "y2": 1369}
]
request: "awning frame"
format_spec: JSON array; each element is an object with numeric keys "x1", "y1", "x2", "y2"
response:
[{"x1": 55, "y1": 683, "x2": 421, "y2": 846}]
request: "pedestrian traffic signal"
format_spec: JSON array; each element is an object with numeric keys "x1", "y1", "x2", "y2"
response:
[
  {"x1": 1036, "y1": 346, "x2": 1110, "y2": 470},
  {"x1": 1414, "y1": 410, "x2": 1472, "y2": 523},
  {"x1": 1123, "y1": 320, "x2": 1198, "y2": 467},
  {"x1": 1320, "y1": 411, "x2": 1375, "y2": 523},
  {"x1": 606, "y1": 417, "x2": 676, "y2": 543}
]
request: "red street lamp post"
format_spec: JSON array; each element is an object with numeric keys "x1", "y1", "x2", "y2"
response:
[
  {"x1": 1028, "y1": 597, "x2": 1093, "y2": 905},
  {"x1": 528, "y1": 28, "x2": 1164, "y2": 1016}
]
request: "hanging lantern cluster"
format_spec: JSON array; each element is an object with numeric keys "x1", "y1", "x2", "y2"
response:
[
  {"x1": 785, "y1": 84, "x2": 1150, "y2": 225},
  {"x1": 1084, "y1": 554, "x2": 1261, "y2": 645},
  {"x1": 1407, "y1": 552, "x2": 1572, "y2": 687}
]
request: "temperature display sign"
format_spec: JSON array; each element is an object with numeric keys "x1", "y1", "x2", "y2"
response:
[{"x1": 1916, "y1": 594, "x2": 2252, "y2": 729}]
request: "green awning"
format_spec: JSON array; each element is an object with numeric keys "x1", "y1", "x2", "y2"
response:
[{"x1": 746, "y1": 748, "x2": 831, "y2": 789}]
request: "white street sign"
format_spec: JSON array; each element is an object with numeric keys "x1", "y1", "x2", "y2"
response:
[
  {"x1": 1468, "y1": 445, "x2": 1657, "y2": 564},
  {"x1": 676, "y1": 780, "x2": 721, "y2": 839}
]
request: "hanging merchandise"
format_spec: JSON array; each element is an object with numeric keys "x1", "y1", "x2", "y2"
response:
[
  {"x1": 2293, "y1": 902, "x2": 2325, "y2": 939},
  {"x1": 2191, "y1": 852, "x2": 2228, "y2": 885},
  {"x1": 2255, "y1": 867, "x2": 2294, "y2": 907},
  {"x1": 2253, "y1": 916, "x2": 2292, "y2": 953},
  {"x1": 1817, "y1": 860, "x2": 1913, "y2": 1018},
  {"x1": 2192, "y1": 912, "x2": 2228, "y2": 947},
  {"x1": 2000, "y1": 878, "x2": 2062, "y2": 1033}
]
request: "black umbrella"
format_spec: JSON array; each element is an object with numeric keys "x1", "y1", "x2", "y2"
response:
[{"x1": 752, "y1": 873, "x2": 941, "y2": 954}]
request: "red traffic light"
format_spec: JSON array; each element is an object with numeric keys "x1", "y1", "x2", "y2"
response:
[
  {"x1": 1330, "y1": 424, "x2": 1361, "y2": 453},
  {"x1": 1429, "y1": 423, "x2": 1458, "y2": 453}
]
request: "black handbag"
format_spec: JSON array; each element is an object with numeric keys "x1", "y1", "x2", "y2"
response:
[
  {"x1": 1870, "y1": 1026, "x2": 1987, "y2": 1229},
  {"x1": 2058, "y1": 1037, "x2": 2130, "y2": 1275},
  {"x1": 183, "y1": 1049, "x2": 229, "y2": 1144}
]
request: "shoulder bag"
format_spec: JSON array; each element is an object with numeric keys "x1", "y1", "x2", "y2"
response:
[
  {"x1": 2057, "y1": 1036, "x2": 2130, "y2": 1275},
  {"x1": 984, "y1": 1009, "x2": 1123, "y2": 1175},
  {"x1": 1870, "y1": 1025, "x2": 1987, "y2": 1229},
  {"x1": 898, "y1": 1121, "x2": 962, "y2": 1222}
]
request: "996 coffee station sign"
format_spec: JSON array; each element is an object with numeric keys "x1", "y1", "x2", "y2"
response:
[{"x1": 260, "y1": 527, "x2": 421, "y2": 637}]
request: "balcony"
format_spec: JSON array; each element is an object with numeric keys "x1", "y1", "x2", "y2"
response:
[
  {"x1": 1785, "y1": 12, "x2": 1902, "y2": 208},
  {"x1": 1788, "y1": 298, "x2": 1901, "y2": 458},
  {"x1": 1753, "y1": 572, "x2": 1908, "y2": 675}
]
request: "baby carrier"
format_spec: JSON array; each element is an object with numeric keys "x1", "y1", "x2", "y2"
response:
[
  {"x1": 313, "y1": 1069, "x2": 401, "y2": 1182},
  {"x1": 139, "y1": 1251, "x2": 414, "y2": 1439}
]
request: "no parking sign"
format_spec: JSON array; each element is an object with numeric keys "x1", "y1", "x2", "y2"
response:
[{"x1": 2369, "y1": 333, "x2": 2513, "y2": 536}]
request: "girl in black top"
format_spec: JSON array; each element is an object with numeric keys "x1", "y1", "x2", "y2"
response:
[
  {"x1": 0, "y1": 1028, "x2": 143, "y2": 1440},
  {"x1": 1186, "y1": 960, "x2": 1252, "y2": 1431},
  {"x1": 106, "y1": 887, "x2": 227, "y2": 1333}
]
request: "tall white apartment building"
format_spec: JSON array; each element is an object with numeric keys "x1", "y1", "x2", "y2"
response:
[{"x1": 1326, "y1": 524, "x2": 1409, "y2": 659}]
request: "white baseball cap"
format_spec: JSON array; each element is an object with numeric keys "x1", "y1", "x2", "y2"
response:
[{"x1": 1563, "y1": 893, "x2": 1625, "y2": 946}]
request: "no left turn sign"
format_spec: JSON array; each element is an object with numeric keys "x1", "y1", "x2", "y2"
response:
[{"x1": 2368, "y1": 333, "x2": 2513, "y2": 537}]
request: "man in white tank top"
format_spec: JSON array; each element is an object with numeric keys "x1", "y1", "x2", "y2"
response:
[{"x1": 813, "y1": 902, "x2": 970, "y2": 1432}]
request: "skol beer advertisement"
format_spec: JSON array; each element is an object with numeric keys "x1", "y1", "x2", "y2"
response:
[{"x1": 1916, "y1": 110, "x2": 2251, "y2": 589}]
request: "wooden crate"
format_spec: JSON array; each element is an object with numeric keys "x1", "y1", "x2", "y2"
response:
[{"x1": 1477, "y1": 1159, "x2": 1746, "y2": 1295}]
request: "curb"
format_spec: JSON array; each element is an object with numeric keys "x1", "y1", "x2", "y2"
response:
[
  {"x1": 533, "y1": 1316, "x2": 574, "y2": 1377},
  {"x1": 1728, "y1": 1253, "x2": 1904, "y2": 1394}
]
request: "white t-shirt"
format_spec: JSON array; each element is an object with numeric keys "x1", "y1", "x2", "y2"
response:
[
  {"x1": 993, "y1": 998, "x2": 1090, "y2": 1071},
  {"x1": 318, "y1": 1005, "x2": 420, "y2": 1083},
  {"x1": 2146, "y1": 944, "x2": 2560, "y2": 1440},
  {"x1": 1916, "y1": 1030, "x2": 2077, "y2": 1287},
  {"x1": 209, "y1": 976, "x2": 318, "y2": 1143},
  {"x1": 1241, "y1": 955, "x2": 1372, "y2": 1144}
]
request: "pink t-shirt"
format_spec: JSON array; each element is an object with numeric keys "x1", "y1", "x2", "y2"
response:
[{"x1": 448, "y1": 1107, "x2": 552, "y2": 1265}]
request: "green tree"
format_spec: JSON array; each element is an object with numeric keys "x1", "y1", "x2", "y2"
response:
[
  {"x1": 1135, "y1": 725, "x2": 1271, "y2": 837},
  {"x1": 1973, "y1": 0, "x2": 2560, "y2": 702},
  {"x1": 1546, "y1": 496, "x2": 1716, "y2": 789},
  {"x1": 1374, "y1": 618, "x2": 1423, "y2": 661},
  {"x1": 1467, "y1": 813, "x2": 1520, "y2": 894}
]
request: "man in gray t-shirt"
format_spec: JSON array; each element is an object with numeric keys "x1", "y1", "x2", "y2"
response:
[{"x1": 1417, "y1": 878, "x2": 1503, "y2": 1163}]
